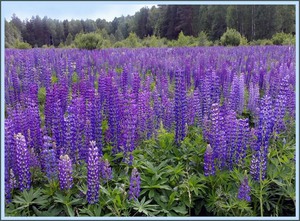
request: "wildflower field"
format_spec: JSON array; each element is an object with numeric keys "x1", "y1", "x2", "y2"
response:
[{"x1": 4, "y1": 46, "x2": 296, "y2": 217}]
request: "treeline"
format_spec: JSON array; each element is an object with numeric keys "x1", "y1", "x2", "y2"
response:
[{"x1": 5, "y1": 5, "x2": 295, "y2": 48}]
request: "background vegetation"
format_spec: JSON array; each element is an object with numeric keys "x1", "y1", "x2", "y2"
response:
[{"x1": 5, "y1": 5, "x2": 296, "y2": 49}]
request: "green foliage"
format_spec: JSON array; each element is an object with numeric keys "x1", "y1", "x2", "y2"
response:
[
  {"x1": 58, "y1": 42, "x2": 65, "y2": 48},
  {"x1": 240, "y1": 36, "x2": 248, "y2": 45},
  {"x1": 51, "y1": 74, "x2": 58, "y2": 84},
  {"x1": 249, "y1": 39, "x2": 273, "y2": 46},
  {"x1": 198, "y1": 31, "x2": 212, "y2": 46},
  {"x1": 5, "y1": 110, "x2": 295, "y2": 217},
  {"x1": 123, "y1": 32, "x2": 142, "y2": 48},
  {"x1": 14, "y1": 40, "x2": 32, "y2": 49},
  {"x1": 74, "y1": 32, "x2": 102, "y2": 50},
  {"x1": 113, "y1": 41, "x2": 125, "y2": 48},
  {"x1": 272, "y1": 32, "x2": 295, "y2": 45},
  {"x1": 220, "y1": 28, "x2": 242, "y2": 46},
  {"x1": 65, "y1": 33, "x2": 73, "y2": 46},
  {"x1": 12, "y1": 188, "x2": 48, "y2": 216}
]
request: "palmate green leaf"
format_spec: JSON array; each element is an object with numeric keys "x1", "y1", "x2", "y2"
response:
[
  {"x1": 79, "y1": 204, "x2": 102, "y2": 216},
  {"x1": 13, "y1": 188, "x2": 49, "y2": 207},
  {"x1": 172, "y1": 205, "x2": 187, "y2": 215},
  {"x1": 65, "y1": 205, "x2": 74, "y2": 216},
  {"x1": 131, "y1": 197, "x2": 159, "y2": 216},
  {"x1": 32, "y1": 205, "x2": 63, "y2": 216}
]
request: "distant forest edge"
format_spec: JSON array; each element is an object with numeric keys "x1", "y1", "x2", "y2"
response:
[{"x1": 5, "y1": 5, "x2": 296, "y2": 49}]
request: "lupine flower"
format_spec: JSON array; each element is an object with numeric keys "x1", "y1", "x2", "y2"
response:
[
  {"x1": 15, "y1": 133, "x2": 31, "y2": 191},
  {"x1": 100, "y1": 158, "x2": 113, "y2": 183},
  {"x1": 238, "y1": 177, "x2": 251, "y2": 202},
  {"x1": 251, "y1": 95, "x2": 274, "y2": 181},
  {"x1": 52, "y1": 99, "x2": 65, "y2": 156},
  {"x1": 209, "y1": 103, "x2": 227, "y2": 169},
  {"x1": 5, "y1": 169, "x2": 17, "y2": 203},
  {"x1": 87, "y1": 141, "x2": 100, "y2": 204},
  {"x1": 174, "y1": 70, "x2": 187, "y2": 144},
  {"x1": 128, "y1": 168, "x2": 141, "y2": 200},
  {"x1": 42, "y1": 149, "x2": 57, "y2": 180},
  {"x1": 58, "y1": 154, "x2": 73, "y2": 190},
  {"x1": 204, "y1": 144, "x2": 215, "y2": 176}
]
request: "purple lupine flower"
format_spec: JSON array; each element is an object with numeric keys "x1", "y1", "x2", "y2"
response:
[
  {"x1": 42, "y1": 149, "x2": 57, "y2": 180},
  {"x1": 82, "y1": 119, "x2": 92, "y2": 162},
  {"x1": 238, "y1": 177, "x2": 251, "y2": 202},
  {"x1": 106, "y1": 77, "x2": 122, "y2": 153},
  {"x1": 52, "y1": 99, "x2": 65, "y2": 156},
  {"x1": 248, "y1": 82, "x2": 260, "y2": 117},
  {"x1": 273, "y1": 75, "x2": 289, "y2": 133},
  {"x1": 235, "y1": 119, "x2": 250, "y2": 167},
  {"x1": 122, "y1": 95, "x2": 138, "y2": 164},
  {"x1": 87, "y1": 141, "x2": 100, "y2": 204},
  {"x1": 209, "y1": 103, "x2": 227, "y2": 169},
  {"x1": 202, "y1": 74, "x2": 212, "y2": 118},
  {"x1": 25, "y1": 98, "x2": 43, "y2": 154},
  {"x1": 5, "y1": 119, "x2": 16, "y2": 202},
  {"x1": 100, "y1": 158, "x2": 113, "y2": 183},
  {"x1": 211, "y1": 70, "x2": 220, "y2": 104},
  {"x1": 229, "y1": 75, "x2": 240, "y2": 113},
  {"x1": 5, "y1": 169, "x2": 17, "y2": 203},
  {"x1": 204, "y1": 144, "x2": 215, "y2": 176},
  {"x1": 193, "y1": 89, "x2": 203, "y2": 127},
  {"x1": 15, "y1": 133, "x2": 31, "y2": 191},
  {"x1": 128, "y1": 168, "x2": 141, "y2": 200},
  {"x1": 224, "y1": 110, "x2": 237, "y2": 170},
  {"x1": 133, "y1": 72, "x2": 140, "y2": 102},
  {"x1": 95, "y1": 94, "x2": 103, "y2": 156},
  {"x1": 251, "y1": 95, "x2": 274, "y2": 181},
  {"x1": 58, "y1": 154, "x2": 73, "y2": 190},
  {"x1": 174, "y1": 70, "x2": 187, "y2": 144}
]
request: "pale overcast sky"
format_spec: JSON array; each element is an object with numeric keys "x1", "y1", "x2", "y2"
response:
[{"x1": 2, "y1": 1, "x2": 158, "y2": 22}]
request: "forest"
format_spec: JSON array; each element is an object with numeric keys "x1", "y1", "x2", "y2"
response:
[{"x1": 5, "y1": 5, "x2": 295, "y2": 48}]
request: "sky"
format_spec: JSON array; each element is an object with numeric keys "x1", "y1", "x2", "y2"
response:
[{"x1": 2, "y1": 1, "x2": 158, "y2": 22}]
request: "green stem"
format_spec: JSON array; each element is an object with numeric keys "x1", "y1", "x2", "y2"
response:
[{"x1": 260, "y1": 171, "x2": 263, "y2": 217}]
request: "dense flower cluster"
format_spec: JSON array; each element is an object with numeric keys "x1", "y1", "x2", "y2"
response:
[
  {"x1": 15, "y1": 133, "x2": 31, "y2": 191},
  {"x1": 128, "y1": 168, "x2": 141, "y2": 200},
  {"x1": 174, "y1": 70, "x2": 187, "y2": 144},
  {"x1": 87, "y1": 141, "x2": 100, "y2": 204},
  {"x1": 4, "y1": 47, "x2": 295, "y2": 205},
  {"x1": 58, "y1": 154, "x2": 73, "y2": 190},
  {"x1": 204, "y1": 144, "x2": 215, "y2": 176},
  {"x1": 238, "y1": 177, "x2": 251, "y2": 202},
  {"x1": 250, "y1": 95, "x2": 274, "y2": 181},
  {"x1": 100, "y1": 158, "x2": 113, "y2": 183}
]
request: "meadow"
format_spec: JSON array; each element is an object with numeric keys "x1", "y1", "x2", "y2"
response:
[{"x1": 4, "y1": 46, "x2": 296, "y2": 216}]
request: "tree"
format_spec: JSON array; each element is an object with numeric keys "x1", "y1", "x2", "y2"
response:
[
  {"x1": 65, "y1": 33, "x2": 73, "y2": 46},
  {"x1": 74, "y1": 32, "x2": 102, "y2": 50},
  {"x1": 220, "y1": 28, "x2": 242, "y2": 46},
  {"x1": 5, "y1": 20, "x2": 22, "y2": 48}
]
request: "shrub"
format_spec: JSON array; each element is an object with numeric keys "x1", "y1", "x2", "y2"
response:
[
  {"x1": 198, "y1": 31, "x2": 212, "y2": 46},
  {"x1": 239, "y1": 36, "x2": 248, "y2": 46},
  {"x1": 123, "y1": 32, "x2": 141, "y2": 48},
  {"x1": 113, "y1": 41, "x2": 125, "y2": 48},
  {"x1": 14, "y1": 40, "x2": 32, "y2": 49},
  {"x1": 74, "y1": 32, "x2": 102, "y2": 50},
  {"x1": 220, "y1": 28, "x2": 242, "y2": 46},
  {"x1": 272, "y1": 32, "x2": 295, "y2": 45}
]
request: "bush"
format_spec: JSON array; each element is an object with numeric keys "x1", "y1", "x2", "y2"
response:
[
  {"x1": 113, "y1": 41, "x2": 125, "y2": 48},
  {"x1": 14, "y1": 40, "x2": 32, "y2": 49},
  {"x1": 239, "y1": 36, "x2": 248, "y2": 46},
  {"x1": 123, "y1": 32, "x2": 141, "y2": 48},
  {"x1": 198, "y1": 31, "x2": 212, "y2": 46},
  {"x1": 220, "y1": 28, "x2": 242, "y2": 46},
  {"x1": 74, "y1": 32, "x2": 102, "y2": 50},
  {"x1": 272, "y1": 32, "x2": 295, "y2": 45}
]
